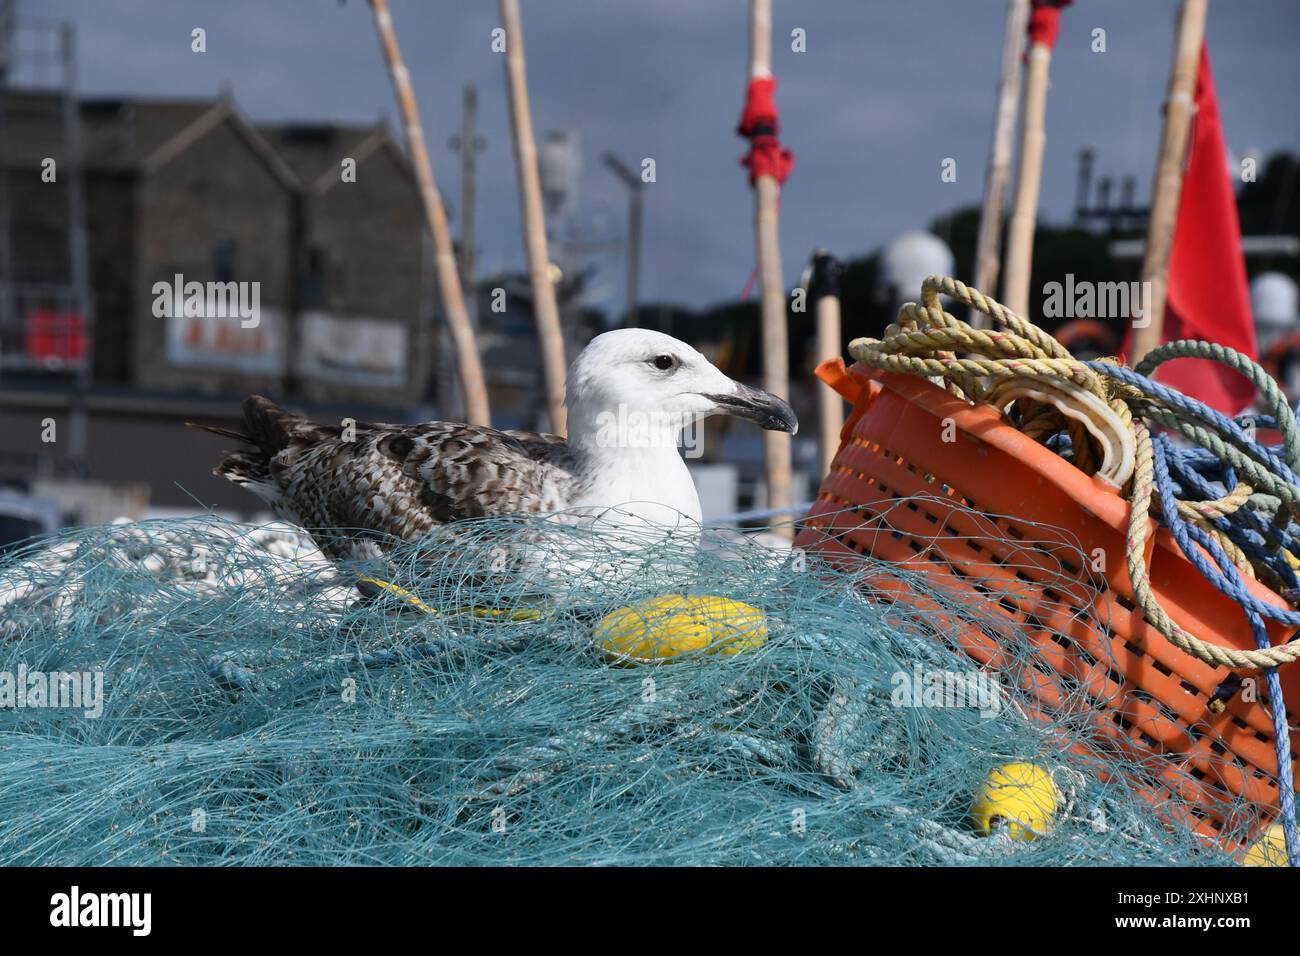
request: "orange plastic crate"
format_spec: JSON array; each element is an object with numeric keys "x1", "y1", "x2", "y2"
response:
[{"x1": 795, "y1": 359, "x2": 1300, "y2": 850}]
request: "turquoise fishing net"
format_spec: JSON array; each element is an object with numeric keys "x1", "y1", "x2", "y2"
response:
[{"x1": 0, "y1": 508, "x2": 1253, "y2": 865}]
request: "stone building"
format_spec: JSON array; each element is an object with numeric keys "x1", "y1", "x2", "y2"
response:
[
  {"x1": 0, "y1": 91, "x2": 436, "y2": 405},
  {"x1": 0, "y1": 91, "x2": 439, "y2": 514},
  {"x1": 82, "y1": 96, "x2": 300, "y2": 396},
  {"x1": 257, "y1": 120, "x2": 433, "y2": 407}
]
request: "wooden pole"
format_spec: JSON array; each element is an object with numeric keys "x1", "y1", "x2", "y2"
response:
[
  {"x1": 61, "y1": 23, "x2": 93, "y2": 466},
  {"x1": 500, "y1": 0, "x2": 568, "y2": 436},
  {"x1": 748, "y1": 0, "x2": 793, "y2": 534},
  {"x1": 816, "y1": 293, "x2": 841, "y2": 476},
  {"x1": 1002, "y1": 34, "x2": 1051, "y2": 319},
  {"x1": 971, "y1": 0, "x2": 1030, "y2": 325},
  {"x1": 625, "y1": 186, "x2": 643, "y2": 329},
  {"x1": 809, "y1": 251, "x2": 843, "y2": 478},
  {"x1": 369, "y1": 0, "x2": 490, "y2": 426},
  {"x1": 451, "y1": 84, "x2": 484, "y2": 332},
  {"x1": 1129, "y1": 0, "x2": 1210, "y2": 366},
  {"x1": 601, "y1": 152, "x2": 644, "y2": 328}
]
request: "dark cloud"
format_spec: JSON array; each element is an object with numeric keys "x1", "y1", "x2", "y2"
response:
[{"x1": 37, "y1": 0, "x2": 1300, "y2": 314}]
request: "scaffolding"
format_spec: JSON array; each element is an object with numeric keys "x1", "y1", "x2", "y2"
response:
[
  {"x1": 0, "y1": 1, "x2": 94, "y2": 466},
  {"x1": 0, "y1": 0, "x2": 14, "y2": 340}
]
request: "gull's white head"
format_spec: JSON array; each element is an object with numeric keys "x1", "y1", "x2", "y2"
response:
[{"x1": 564, "y1": 328, "x2": 798, "y2": 450}]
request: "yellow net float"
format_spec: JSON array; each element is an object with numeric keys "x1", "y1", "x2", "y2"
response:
[
  {"x1": 970, "y1": 762, "x2": 1060, "y2": 842},
  {"x1": 594, "y1": 594, "x2": 767, "y2": 664},
  {"x1": 1241, "y1": 824, "x2": 1288, "y2": 866}
]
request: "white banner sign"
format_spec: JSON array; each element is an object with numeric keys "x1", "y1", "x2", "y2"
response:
[
  {"x1": 165, "y1": 307, "x2": 285, "y2": 373},
  {"x1": 164, "y1": 309, "x2": 409, "y2": 387},
  {"x1": 298, "y1": 311, "x2": 408, "y2": 388}
]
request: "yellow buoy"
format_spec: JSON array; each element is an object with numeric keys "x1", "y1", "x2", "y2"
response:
[
  {"x1": 971, "y1": 762, "x2": 1059, "y2": 842},
  {"x1": 1241, "y1": 824, "x2": 1288, "y2": 867},
  {"x1": 595, "y1": 594, "x2": 767, "y2": 664}
]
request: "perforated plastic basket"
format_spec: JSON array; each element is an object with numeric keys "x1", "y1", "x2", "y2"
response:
[{"x1": 795, "y1": 359, "x2": 1300, "y2": 850}]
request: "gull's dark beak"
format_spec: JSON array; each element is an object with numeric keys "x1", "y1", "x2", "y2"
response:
[{"x1": 706, "y1": 382, "x2": 799, "y2": 435}]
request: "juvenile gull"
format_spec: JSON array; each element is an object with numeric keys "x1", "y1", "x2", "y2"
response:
[{"x1": 190, "y1": 329, "x2": 797, "y2": 564}]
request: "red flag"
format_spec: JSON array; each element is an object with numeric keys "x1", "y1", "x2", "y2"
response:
[{"x1": 1140, "y1": 45, "x2": 1257, "y2": 414}]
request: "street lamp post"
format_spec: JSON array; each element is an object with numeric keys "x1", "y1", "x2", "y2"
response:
[{"x1": 602, "y1": 152, "x2": 643, "y2": 329}]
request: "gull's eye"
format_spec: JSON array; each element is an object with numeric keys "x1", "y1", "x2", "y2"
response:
[{"x1": 650, "y1": 354, "x2": 678, "y2": 372}]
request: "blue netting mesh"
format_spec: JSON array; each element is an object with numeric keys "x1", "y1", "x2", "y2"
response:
[{"x1": 0, "y1": 511, "x2": 1243, "y2": 865}]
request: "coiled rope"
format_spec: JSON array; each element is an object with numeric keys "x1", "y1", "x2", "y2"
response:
[{"x1": 848, "y1": 274, "x2": 1300, "y2": 864}]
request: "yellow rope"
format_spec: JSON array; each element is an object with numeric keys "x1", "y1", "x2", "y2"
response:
[
  {"x1": 848, "y1": 275, "x2": 1296, "y2": 671},
  {"x1": 356, "y1": 576, "x2": 546, "y2": 621},
  {"x1": 852, "y1": 277, "x2": 1135, "y2": 487},
  {"x1": 358, "y1": 576, "x2": 439, "y2": 614}
]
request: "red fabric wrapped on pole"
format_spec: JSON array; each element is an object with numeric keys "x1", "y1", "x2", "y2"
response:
[
  {"x1": 1027, "y1": 0, "x2": 1073, "y2": 49},
  {"x1": 1026, "y1": 0, "x2": 1072, "y2": 53},
  {"x1": 737, "y1": 76, "x2": 794, "y2": 186},
  {"x1": 1126, "y1": 47, "x2": 1258, "y2": 415}
]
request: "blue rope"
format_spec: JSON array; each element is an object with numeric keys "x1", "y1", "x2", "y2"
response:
[
  {"x1": 1160, "y1": 447, "x2": 1300, "y2": 592},
  {"x1": 1162, "y1": 449, "x2": 1300, "y2": 865},
  {"x1": 1149, "y1": 437, "x2": 1299, "y2": 865},
  {"x1": 1089, "y1": 362, "x2": 1300, "y2": 484},
  {"x1": 1082, "y1": 361, "x2": 1300, "y2": 864}
]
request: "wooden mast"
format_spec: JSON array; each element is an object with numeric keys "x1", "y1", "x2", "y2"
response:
[
  {"x1": 971, "y1": 0, "x2": 1031, "y2": 325},
  {"x1": 369, "y1": 0, "x2": 490, "y2": 425},
  {"x1": 747, "y1": 0, "x2": 794, "y2": 532},
  {"x1": 500, "y1": 0, "x2": 568, "y2": 435},
  {"x1": 1129, "y1": 0, "x2": 1210, "y2": 366}
]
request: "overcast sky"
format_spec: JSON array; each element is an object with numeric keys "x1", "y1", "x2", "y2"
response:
[{"x1": 26, "y1": 0, "x2": 1300, "y2": 317}]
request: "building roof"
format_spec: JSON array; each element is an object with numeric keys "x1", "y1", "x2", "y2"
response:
[
  {"x1": 0, "y1": 90, "x2": 216, "y2": 169},
  {"x1": 0, "y1": 91, "x2": 297, "y2": 189},
  {"x1": 257, "y1": 121, "x2": 414, "y2": 194},
  {"x1": 79, "y1": 96, "x2": 221, "y2": 169},
  {"x1": 257, "y1": 123, "x2": 377, "y2": 183},
  {"x1": 0, "y1": 90, "x2": 417, "y2": 199}
]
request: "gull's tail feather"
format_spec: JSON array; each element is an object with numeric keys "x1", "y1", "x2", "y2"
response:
[
  {"x1": 186, "y1": 394, "x2": 304, "y2": 457},
  {"x1": 184, "y1": 421, "x2": 251, "y2": 443},
  {"x1": 240, "y1": 394, "x2": 311, "y2": 457},
  {"x1": 192, "y1": 396, "x2": 345, "y2": 458},
  {"x1": 213, "y1": 450, "x2": 282, "y2": 507},
  {"x1": 190, "y1": 396, "x2": 307, "y2": 508}
]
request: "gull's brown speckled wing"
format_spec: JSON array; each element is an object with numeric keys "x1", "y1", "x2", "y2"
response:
[{"x1": 196, "y1": 396, "x2": 580, "y2": 561}]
